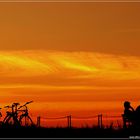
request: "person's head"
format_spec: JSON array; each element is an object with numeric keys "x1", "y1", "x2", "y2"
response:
[{"x1": 124, "y1": 101, "x2": 131, "y2": 109}]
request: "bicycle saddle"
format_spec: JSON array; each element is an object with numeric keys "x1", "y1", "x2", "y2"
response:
[{"x1": 12, "y1": 103, "x2": 20, "y2": 106}]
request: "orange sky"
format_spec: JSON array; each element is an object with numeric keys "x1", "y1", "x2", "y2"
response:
[{"x1": 0, "y1": 2, "x2": 140, "y2": 126}]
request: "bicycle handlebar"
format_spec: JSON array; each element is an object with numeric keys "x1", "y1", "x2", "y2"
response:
[
  {"x1": 4, "y1": 105, "x2": 11, "y2": 108},
  {"x1": 4, "y1": 102, "x2": 20, "y2": 109},
  {"x1": 18, "y1": 101, "x2": 33, "y2": 109},
  {"x1": 25, "y1": 101, "x2": 33, "y2": 105}
]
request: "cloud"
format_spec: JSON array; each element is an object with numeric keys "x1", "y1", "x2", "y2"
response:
[
  {"x1": 0, "y1": 50, "x2": 140, "y2": 84},
  {"x1": 0, "y1": 50, "x2": 140, "y2": 117}
]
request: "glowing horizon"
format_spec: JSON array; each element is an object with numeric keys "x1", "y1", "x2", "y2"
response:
[
  {"x1": 0, "y1": 50, "x2": 140, "y2": 118},
  {"x1": 0, "y1": 2, "x2": 140, "y2": 127}
]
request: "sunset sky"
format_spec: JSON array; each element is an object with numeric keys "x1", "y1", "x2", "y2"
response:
[{"x1": 0, "y1": 2, "x2": 140, "y2": 126}]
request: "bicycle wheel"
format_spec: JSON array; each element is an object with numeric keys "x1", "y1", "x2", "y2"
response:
[
  {"x1": 19, "y1": 115, "x2": 34, "y2": 127},
  {"x1": 4, "y1": 116, "x2": 19, "y2": 126}
]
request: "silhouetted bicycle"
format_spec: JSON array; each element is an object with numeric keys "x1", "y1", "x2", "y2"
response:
[
  {"x1": 18, "y1": 101, "x2": 34, "y2": 127},
  {"x1": 0, "y1": 108, "x2": 3, "y2": 126},
  {"x1": 0, "y1": 108, "x2": 2, "y2": 118},
  {"x1": 3, "y1": 103, "x2": 20, "y2": 126}
]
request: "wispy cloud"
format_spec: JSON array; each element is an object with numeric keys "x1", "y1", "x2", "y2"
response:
[
  {"x1": 0, "y1": 50, "x2": 140, "y2": 103},
  {"x1": 0, "y1": 50, "x2": 140, "y2": 82}
]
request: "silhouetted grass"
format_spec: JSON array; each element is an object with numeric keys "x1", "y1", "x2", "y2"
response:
[{"x1": 0, "y1": 125, "x2": 139, "y2": 138}]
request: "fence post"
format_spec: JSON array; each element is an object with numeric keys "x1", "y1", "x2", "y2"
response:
[
  {"x1": 67, "y1": 115, "x2": 72, "y2": 128},
  {"x1": 67, "y1": 116, "x2": 69, "y2": 128},
  {"x1": 98, "y1": 114, "x2": 102, "y2": 128},
  {"x1": 101, "y1": 114, "x2": 102, "y2": 128},
  {"x1": 98, "y1": 114, "x2": 100, "y2": 128},
  {"x1": 69, "y1": 115, "x2": 72, "y2": 128},
  {"x1": 37, "y1": 116, "x2": 41, "y2": 127}
]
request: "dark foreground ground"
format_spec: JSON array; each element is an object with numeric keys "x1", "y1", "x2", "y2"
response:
[{"x1": 0, "y1": 126, "x2": 140, "y2": 138}]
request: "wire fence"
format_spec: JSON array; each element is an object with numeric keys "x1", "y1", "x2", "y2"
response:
[{"x1": 35, "y1": 114, "x2": 123, "y2": 128}]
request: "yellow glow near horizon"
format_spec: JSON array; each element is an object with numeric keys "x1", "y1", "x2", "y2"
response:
[
  {"x1": 0, "y1": 50, "x2": 140, "y2": 79},
  {"x1": 0, "y1": 51, "x2": 139, "y2": 78}
]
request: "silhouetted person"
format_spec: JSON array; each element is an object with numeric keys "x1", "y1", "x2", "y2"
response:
[
  {"x1": 123, "y1": 101, "x2": 135, "y2": 128},
  {"x1": 135, "y1": 105, "x2": 140, "y2": 127},
  {"x1": 124, "y1": 101, "x2": 134, "y2": 115}
]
